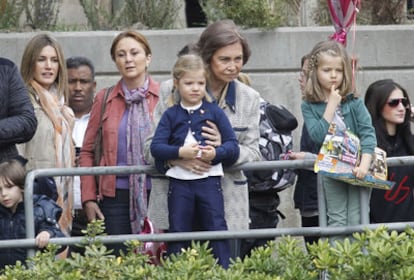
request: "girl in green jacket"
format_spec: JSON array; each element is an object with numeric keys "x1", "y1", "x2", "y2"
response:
[{"x1": 301, "y1": 40, "x2": 376, "y2": 241}]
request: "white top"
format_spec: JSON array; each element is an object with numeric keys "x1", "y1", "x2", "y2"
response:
[
  {"x1": 165, "y1": 103, "x2": 223, "y2": 180},
  {"x1": 72, "y1": 113, "x2": 90, "y2": 209},
  {"x1": 72, "y1": 113, "x2": 90, "y2": 147}
]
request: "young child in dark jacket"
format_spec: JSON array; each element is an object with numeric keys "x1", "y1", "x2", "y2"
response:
[
  {"x1": 0, "y1": 159, "x2": 65, "y2": 268},
  {"x1": 150, "y1": 54, "x2": 239, "y2": 268}
]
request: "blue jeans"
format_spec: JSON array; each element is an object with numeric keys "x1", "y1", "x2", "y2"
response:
[
  {"x1": 167, "y1": 177, "x2": 230, "y2": 268},
  {"x1": 100, "y1": 189, "x2": 131, "y2": 256}
]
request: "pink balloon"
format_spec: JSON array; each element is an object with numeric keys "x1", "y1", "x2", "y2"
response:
[{"x1": 327, "y1": 0, "x2": 360, "y2": 45}]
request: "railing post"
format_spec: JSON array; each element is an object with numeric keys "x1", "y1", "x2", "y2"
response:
[
  {"x1": 317, "y1": 173, "x2": 327, "y2": 227},
  {"x1": 360, "y1": 188, "x2": 371, "y2": 224},
  {"x1": 24, "y1": 170, "x2": 37, "y2": 258},
  {"x1": 17, "y1": 156, "x2": 414, "y2": 256}
]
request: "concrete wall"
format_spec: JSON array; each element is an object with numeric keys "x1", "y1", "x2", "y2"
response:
[
  {"x1": 4, "y1": 25, "x2": 414, "y2": 148},
  {"x1": 2, "y1": 25, "x2": 413, "y2": 231}
]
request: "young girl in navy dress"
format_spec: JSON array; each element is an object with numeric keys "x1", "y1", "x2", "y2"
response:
[{"x1": 150, "y1": 54, "x2": 239, "y2": 268}]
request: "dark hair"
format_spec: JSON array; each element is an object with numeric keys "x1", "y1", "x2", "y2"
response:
[
  {"x1": 177, "y1": 43, "x2": 199, "y2": 57},
  {"x1": 196, "y1": 19, "x2": 251, "y2": 66},
  {"x1": 364, "y1": 79, "x2": 414, "y2": 154},
  {"x1": 66, "y1": 56, "x2": 95, "y2": 79},
  {"x1": 301, "y1": 54, "x2": 310, "y2": 68},
  {"x1": 0, "y1": 159, "x2": 26, "y2": 190}
]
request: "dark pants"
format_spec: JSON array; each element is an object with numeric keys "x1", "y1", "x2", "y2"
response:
[
  {"x1": 100, "y1": 189, "x2": 131, "y2": 256},
  {"x1": 68, "y1": 209, "x2": 88, "y2": 256},
  {"x1": 240, "y1": 192, "x2": 280, "y2": 259},
  {"x1": 301, "y1": 215, "x2": 320, "y2": 245},
  {"x1": 167, "y1": 177, "x2": 230, "y2": 268}
]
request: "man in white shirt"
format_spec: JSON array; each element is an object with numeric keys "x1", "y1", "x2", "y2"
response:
[{"x1": 67, "y1": 56, "x2": 96, "y2": 255}]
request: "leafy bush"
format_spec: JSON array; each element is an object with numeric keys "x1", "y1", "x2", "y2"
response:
[
  {"x1": 78, "y1": 0, "x2": 114, "y2": 30},
  {"x1": 23, "y1": 0, "x2": 61, "y2": 30},
  {"x1": 313, "y1": 0, "x2": 409, "y2": 26},
  {"x1": 201, "y1": 0, "x2": 296, "y2": 30},
  {"x1": 1, "y1": 221, "x2": 414, "y2": 279},
  {"x1": 0, "y1": 0, "x2": 61, "y2": 31},
  {"x1": 365, "y1": 0, "x2": 407, "y2": 24},
  {"x1": 121, "y1": 0, "x2": 181, "y2": 29},
  {"x1": 0, "y1": 0, "x2": 24, "y2": 31},
  {"x1": 79, "y1": 0, "x2": 181, "y2": 30}
]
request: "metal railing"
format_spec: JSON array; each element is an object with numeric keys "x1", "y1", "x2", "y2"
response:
[{"x1": 13, "y1": 156, "x2": 414, "y2": 257}]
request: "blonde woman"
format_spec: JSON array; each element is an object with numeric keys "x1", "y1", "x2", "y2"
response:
[{"x1": 18, "y1": 33, "x2": 74, "y2": 238}]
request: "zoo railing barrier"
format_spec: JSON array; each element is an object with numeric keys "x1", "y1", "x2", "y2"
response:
[{"x1": 2, "y1": 156, "x2": 414, "y2": 258}]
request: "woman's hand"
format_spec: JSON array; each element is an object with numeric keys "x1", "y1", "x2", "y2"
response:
[
  {"x1": 84, "y1": 201, "x2": 105, "y2": 222},
  {"x1": 202, "y1": 120, "x2": 222, "y2": 147},
  {"x1": 170, "y1": 158, "x2": 211, "y2": 175},
  {"x1": 35, "y1": 231, "x2": 51, "y2": 248}
]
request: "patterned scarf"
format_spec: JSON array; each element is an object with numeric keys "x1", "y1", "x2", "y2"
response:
[
  {"x1": 121, "y1": 77, "x2": 152, "y2": 233},
  {"x1": 30, "y1": 80, "x2": 74, "y2": 236}
]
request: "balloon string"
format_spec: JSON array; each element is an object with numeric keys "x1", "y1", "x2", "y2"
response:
[{"x1": 350, "y1": 4, "x2": 358, "y2": 92}]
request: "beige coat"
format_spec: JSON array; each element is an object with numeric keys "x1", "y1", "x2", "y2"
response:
[
  {"x1": 17, "y1": 91, "x2": 74, "y2": 235},
  {"x1": 145, "y1": 79, "x2": 261, "y2": 231}
]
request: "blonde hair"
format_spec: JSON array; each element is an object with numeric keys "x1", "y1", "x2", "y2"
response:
[
  {"x1": 168, "y1": 54, "x2": 211, "y2": 106},
  {"x1": 20, "y1": 33, "x2": 69, "y2": 103},
  {"x1": 303, "y1": 40, "x2": 355, "y2": 103},
  {"x1": 237, "y1": 72, "x2": 252, "y2": 86}
]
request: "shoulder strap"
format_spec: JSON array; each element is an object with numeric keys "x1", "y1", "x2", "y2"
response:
[
  {"x1": 93, "y1": 86, "x2": 113, "y2": 198},
  {"x1": 98, "y1": 86, "x2": 114, "y2": 128}
]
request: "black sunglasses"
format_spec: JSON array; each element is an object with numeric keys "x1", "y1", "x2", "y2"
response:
[{"x1": 386, "y1": 97, "x2": 409, "y2": 108}]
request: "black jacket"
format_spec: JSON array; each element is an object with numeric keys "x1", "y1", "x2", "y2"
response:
[
  {"x1": 0, "y1": 194, "x2": 65, "y2": 268},
  {"x1": 370, "y1": 134, "x2": 414, "y2": 223},
  {"x1": 0, "y1": 58, "x2": 37, "y2": 162},
  {"x1": 294, "y1": 125, "x2": 321, "y2": 213}
]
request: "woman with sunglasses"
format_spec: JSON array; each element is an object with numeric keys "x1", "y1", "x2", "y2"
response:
[{"x1": 364, "y1": 79, "x2": 414, "y2": 223}]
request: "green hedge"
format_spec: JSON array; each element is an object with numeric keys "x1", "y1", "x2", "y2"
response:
[{"x1": 1, "y1": 221, "x2": 414, "y2": 279}]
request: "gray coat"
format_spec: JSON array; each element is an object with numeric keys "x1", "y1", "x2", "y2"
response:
[
  {"x1": 145, "y1": 79, "x2": 261, "y2": 230},
  {"x1": 0, "y1": 58, "x2": 37, "y2": 162}
]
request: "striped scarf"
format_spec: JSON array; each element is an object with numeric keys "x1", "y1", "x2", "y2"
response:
[{"x1": 30, "y1": 80, "x2": 74, "y2": 236}]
